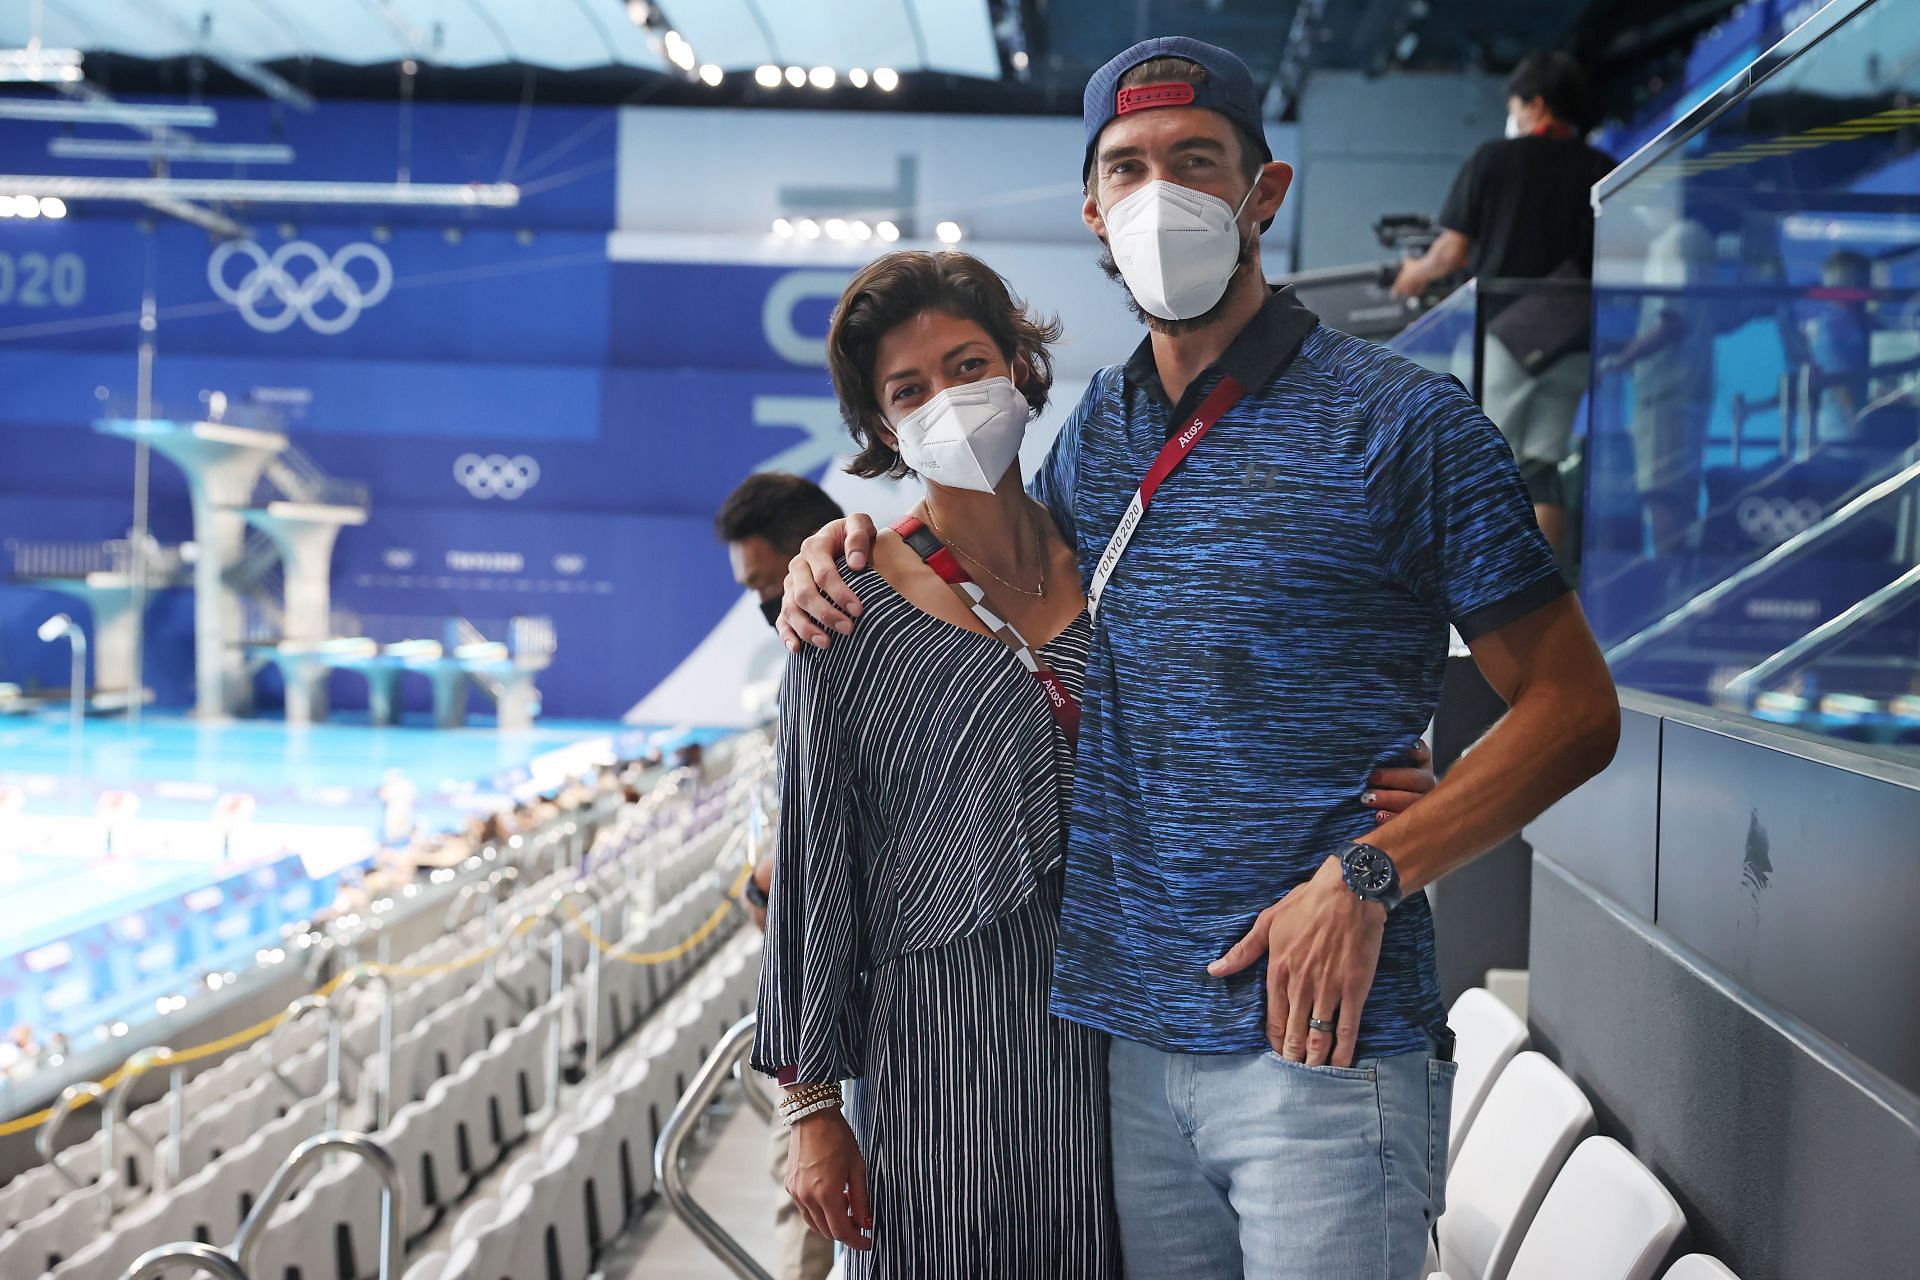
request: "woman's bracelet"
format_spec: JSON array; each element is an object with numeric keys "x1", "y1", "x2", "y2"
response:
[
  {"x1": 782, "y1": 1096, "x2": 842, "y2": 1125},
  {"x1": 778, "y1": 1081, "x2": 842, "y2": 1121},
  {"x1": 779, "y1": 1082, "x2": 840, "y2": 1110}
]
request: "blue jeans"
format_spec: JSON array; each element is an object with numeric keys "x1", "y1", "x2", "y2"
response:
[{"x1": 1108, "y1": 1035, "x2": 1456, "y2": 1279}]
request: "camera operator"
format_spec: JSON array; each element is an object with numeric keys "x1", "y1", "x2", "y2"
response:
[{"x1": 1393, "y1": 52, "x2": 1614, "y2": 554}]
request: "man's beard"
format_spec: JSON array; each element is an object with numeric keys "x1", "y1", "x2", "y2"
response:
[{"x1": 1097, "y1": 232, "x2": 1259, "y2": 337}]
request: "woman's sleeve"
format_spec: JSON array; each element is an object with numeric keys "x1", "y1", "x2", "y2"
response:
[{"x1": 750, "y1": 647, "x2": 865, "y2": 1083}]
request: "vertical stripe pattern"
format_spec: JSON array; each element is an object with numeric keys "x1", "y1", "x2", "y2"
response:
[{"x1": 752, "y1": 561, "x2": 1117, "y2": 1279}]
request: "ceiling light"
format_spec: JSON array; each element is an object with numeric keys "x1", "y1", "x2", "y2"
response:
[
  {"x1": 0, "y1": 46, "x2": 83, "y2": 83},
  {"x1": 38, "y1": 196, "x2": 66, "y2": 219},
  {"x1": 873, "y1": 67, "x2": 899, "y2": 91},
  {"x1": 848, "y1": 68, "x2": 869, "y2": 88},
  {"x1": 1012, "y1": 50, "x2": 1030, "y2": 71},
  {"x1": 935, "y1": 220, "x2": 963, "y2": 244},
  {"x1": 785, "y1": 66, "x2": 806, "y2": 88},
  {"x1": 876, "y1": 220, "x2": 900, "y2": 242},
  {"x1": 666, "y1": 37, "x2": 696, "y2": 71},
  {"x1": 0, "y1": 196, "x2": 14, "y2": 218},
  {"x1": 771, "y1": 217, "x2": 793, "y2": 237},
  {"x1": 15, "y1": 196, "x2": 39, "y2": 220},
  {"x1": 850, "y1": 220, "x2": 872, "y2": 241},
  {"x1": 823, "y1": 217, "x2": 848, "y2": 239},
  {"x1": 699, "y1": 64, "x2": 723, "y2": 87},
  {"x1": 755, "y1": 64, "x2": 781, "y2": 88},
  {"x1": 796, "y1": 218, "x2": 820, "y2": 239},
  {"x1": 809, "y1": 66, "x2": 835, "y2": 89}
]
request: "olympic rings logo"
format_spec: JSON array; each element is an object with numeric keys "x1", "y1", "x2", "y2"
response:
[
  {"x1": 1735, "y1": 496, "x2": 1824, "y2": 545},
  {"x1": 207, "y1": 239, "x2": 393, "y2": 335},
  {"x1": 454, "y1": 453, "x2": 541, "y2": 500}
]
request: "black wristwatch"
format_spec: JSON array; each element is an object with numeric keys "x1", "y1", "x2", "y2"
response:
[
  {"x1": 1339, "y1": 842, "x2": 1405, "y2": 913},
  {"x1": 742, "y1": 874, "x2": 769, "y2": 910}
]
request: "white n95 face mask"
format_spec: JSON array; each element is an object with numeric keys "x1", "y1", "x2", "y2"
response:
[
  {"x1": 1103, "y1": 179, "x2": 1258, "y2": 321},
  {"x1": 892, "y1": 375, "x2": 1028, "y2": 493}
]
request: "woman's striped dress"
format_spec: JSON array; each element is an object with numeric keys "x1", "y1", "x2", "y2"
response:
[{"x1": 751, "y1": 562, "x2": 1118, "y2": 1280}]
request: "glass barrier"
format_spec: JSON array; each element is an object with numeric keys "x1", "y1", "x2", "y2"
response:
[
  {"x1": 1583, "y1": 0, "x2": 1919, "y2": 751},
  {"x1": 1387, "y1": 277, "x2": 1480, "y2": 388}
]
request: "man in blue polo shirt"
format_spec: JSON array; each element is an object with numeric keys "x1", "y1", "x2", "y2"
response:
[{"x1": 778, "y1": 37, "x2": 1619, "y2": 1280}]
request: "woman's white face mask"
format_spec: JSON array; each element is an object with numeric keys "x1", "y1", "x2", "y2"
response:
[
  {"x1": 1102, "y1": 178, "x2": 1259, "y2": 322},
  {"x1": 891, "y1": 375, "x2": 1028, "y2": 494}
]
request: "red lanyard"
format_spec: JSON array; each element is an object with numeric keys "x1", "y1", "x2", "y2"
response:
[
  {"x1": 894, "y1": 516, "x2": 1080, "y2": 748},
  {"x1": 1087, "y1": 374, "x2": 1247, "y2": 619}
]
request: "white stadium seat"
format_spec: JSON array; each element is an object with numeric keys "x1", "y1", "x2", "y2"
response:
[
  {"x1": 1504, "y1": 1136, "x2": 1687, "y2": 1280},
  {"x1": 402, "y1": 1248, "x2": 449, "y2": 1280},
  {"x1": 1663, "y1": 1255, "x2": 1740, "y2": 1280},
  {"x1": 0, "y1": 1180, "x2": 111, "y2": 1277},
  {"x1": 1436, "y1": 1050, "x2": 1596, "y2": 1280},
  {"x1": 1446, "y1": 987, "x2": 1530, "y2": 1158}
]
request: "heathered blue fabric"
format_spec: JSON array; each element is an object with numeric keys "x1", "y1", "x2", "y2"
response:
[{"x1": 1029, "y1": 289, "x2": 1567, "y2": 1058}]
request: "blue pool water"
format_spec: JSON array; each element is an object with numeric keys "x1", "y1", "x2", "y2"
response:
[{"x1": 0, "y1": 710, "x2": 676, "y2": 1042}]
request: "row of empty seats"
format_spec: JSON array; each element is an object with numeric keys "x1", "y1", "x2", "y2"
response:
[
  {"x1": 402, "y1": 931, "x2": 763, "y2": 1280},
  {"x1": 1433, "y1": 987, "x2": 1740, "y2": 1280},
  {"x1": 0, "y1": 737, "x2": 773, "y2": 1279}
]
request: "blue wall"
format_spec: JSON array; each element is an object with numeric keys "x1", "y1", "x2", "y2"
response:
[{"x1": 0, "y1": 96, "x2": 848, "y2": 719}]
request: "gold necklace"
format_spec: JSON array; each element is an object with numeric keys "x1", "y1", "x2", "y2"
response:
[{"x1": 923, "y1": 502, "x2": 1047, "y2": 599}]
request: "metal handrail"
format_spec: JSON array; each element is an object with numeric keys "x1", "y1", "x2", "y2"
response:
[
  {"x1": 260, "y1": 995, "x2": 341, "y2": 1125},
  {"x1": 234, "y1": 1132, "x2": 404, "y2": 1280},
  {"x1": 556, "y1": 881, "x2": 607, "y2": 1073},
  {"x1": 38, "y1": 1080, "x2": 112, "y2": 1191},
  {"x1": 499, "y1": 896, "x2": 572, "y2": 1114},
  {"x1": 331, "y1": 965, "x2": 396, "y2": 1129},
  {"x1": 122, "y1": 1240, "x2": 251, "y2": 1280},
  {"x1": 107, "y1": 1047, "x2": 182, "y2": 1193},
  {"x1": 1723, "y1": 561, "x2": 1920, "y2": 704},
  {"x1": 1605, "y1": 452, "x2": 1920, "y2": 667},
  {"x1": 654, "y1": 1014, "x2": 776, "y2": 1280}
]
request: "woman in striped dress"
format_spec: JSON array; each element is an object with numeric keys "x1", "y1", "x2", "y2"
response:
[{"x1": 751, "y1": 251, "x2": 1424, "y2": 1278}]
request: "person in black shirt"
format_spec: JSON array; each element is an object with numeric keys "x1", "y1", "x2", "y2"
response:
[{"x1": 1393, "y1": 52, "x2": 1614, "y2": 553}]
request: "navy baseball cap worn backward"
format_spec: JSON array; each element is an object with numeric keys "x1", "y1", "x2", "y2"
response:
[{"x1": 1082, "y1": 36, "x2": 1272, "y2": 181}]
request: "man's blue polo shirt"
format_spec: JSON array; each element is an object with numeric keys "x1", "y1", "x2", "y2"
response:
[{"x1": 1029, "y1": 288, "x2": 1566, "y2": 1059}]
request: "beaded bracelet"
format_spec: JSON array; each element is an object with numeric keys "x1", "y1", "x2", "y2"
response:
[
  {"x1": 778, "y1": 1083, "x2": 840, "y2": 1114},
  {"x1": 783, "y1": 1096, "x2": 842, "y2": 1125}
]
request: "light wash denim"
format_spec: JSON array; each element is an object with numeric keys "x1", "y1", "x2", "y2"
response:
[{"x1": 1108, "y1": 1035, "x2": 1457, "y2": 1279}]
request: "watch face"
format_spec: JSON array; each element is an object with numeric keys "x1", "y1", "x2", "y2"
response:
[{"x1": 1347, "y1": 846, "x2": 1395, "y2": 895}]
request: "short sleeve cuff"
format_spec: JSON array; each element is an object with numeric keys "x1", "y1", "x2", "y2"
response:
[{"x1": 1453, "y1": 572, "x2": 1570, "y2": 644}]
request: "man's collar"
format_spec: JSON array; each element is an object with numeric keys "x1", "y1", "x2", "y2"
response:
[{"x1": 1122, "y1": 285, "x2": 1321, "y2": 404}]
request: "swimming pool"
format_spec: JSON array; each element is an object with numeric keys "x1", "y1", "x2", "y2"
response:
[{"x1": 0, "y1": 710, "x2": 669, "y2": 1044}]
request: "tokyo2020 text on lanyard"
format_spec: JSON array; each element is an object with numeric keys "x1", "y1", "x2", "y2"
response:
[{"x1": 1086, "y1": 374, "x2": 1249, "y2": 620}]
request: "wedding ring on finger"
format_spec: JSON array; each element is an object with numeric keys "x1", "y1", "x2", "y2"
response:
[{"x1": 1307, "y1": 1017, "x2": 1336, "y2": 1034}]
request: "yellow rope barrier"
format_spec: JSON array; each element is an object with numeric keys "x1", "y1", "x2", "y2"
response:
[
  {"x1": 0, "y1": 862, "x2": 749, "y2": 1139},
  {"x1": 565, "y1": 864, "x2": 753, "y2": 964}
]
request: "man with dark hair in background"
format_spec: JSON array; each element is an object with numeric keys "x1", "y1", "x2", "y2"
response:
[
  {"x1": 713, "y1": 469, "x2": 842, "y2": 1280},
  {"x1": 717, "y1": 472, "x2": 849, "y2": 633},
  {"x1": 1394, "y1": 51, "x2": 1614, "y2": 555}
]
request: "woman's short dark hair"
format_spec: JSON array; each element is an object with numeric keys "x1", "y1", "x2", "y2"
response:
[
  {"x1": 1507, "y1": 52, "x2": 1589, "y2": 128},
  {"x1": 826, "y1": 250, "x2": 1061, "y2": 480}
]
